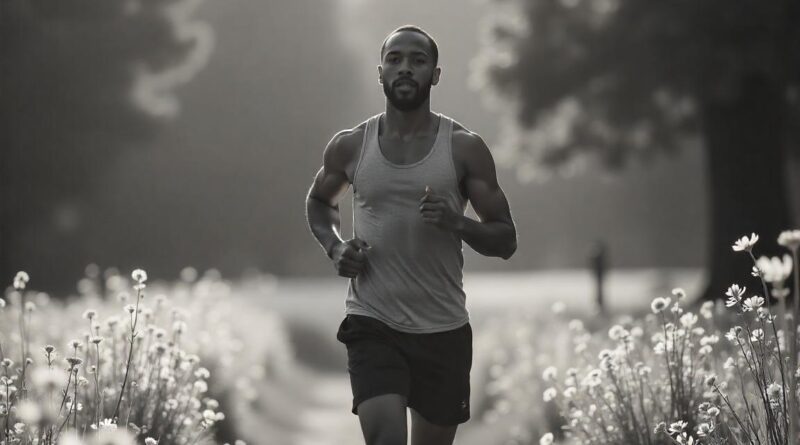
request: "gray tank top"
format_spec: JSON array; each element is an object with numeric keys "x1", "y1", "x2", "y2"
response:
[{"x1": 344, "y1": 112, "x2": 470, "y2": 333}]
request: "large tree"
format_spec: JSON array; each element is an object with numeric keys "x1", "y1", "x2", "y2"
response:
[
  {"x1": 474, "y1": 0, "x2": 800, "y2": 299},
  {"x1": 0, "y1": 0, "x2": 212, "y2": 290}
]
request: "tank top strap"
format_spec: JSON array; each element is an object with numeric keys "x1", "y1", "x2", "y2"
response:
[{"x1": 353, "y1": 113, "x2": 381, "y2": 187}]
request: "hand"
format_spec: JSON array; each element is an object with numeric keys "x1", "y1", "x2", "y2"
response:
[
  {"x1": 419, "y1": 186, "x2": 463, "y2": 232},
  {"x1": 331, "y1": 238, "x2": 371, "y2": 278}
]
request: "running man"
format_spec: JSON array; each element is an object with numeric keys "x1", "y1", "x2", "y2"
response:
[{"x1": 305, "y1": 25, "x2": 517, "y2": 445}]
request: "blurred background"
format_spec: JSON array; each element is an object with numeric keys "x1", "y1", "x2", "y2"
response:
[
  {"x1": 3, "y1": 1, "x2": 800, "y2": 444},
  {"x1": 5, "y1": 0, "x2": 797, "y2": 295}
]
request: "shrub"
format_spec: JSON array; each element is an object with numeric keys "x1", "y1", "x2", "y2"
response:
[{"x1": 537, "y1": 229, "x2": 800, "y2": 445}]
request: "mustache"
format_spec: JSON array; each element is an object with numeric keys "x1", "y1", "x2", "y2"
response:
[{"x1": 393, "y1": 79, "x2": 418, "y2": 88}]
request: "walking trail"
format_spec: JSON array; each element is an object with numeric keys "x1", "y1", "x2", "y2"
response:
[{"x1": 236, "y1": 269, "x2": 702, "y2": 445}]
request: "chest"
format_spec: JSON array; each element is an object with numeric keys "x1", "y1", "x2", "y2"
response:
[
  {"x1": 375, "y1": 135, "x2": 467, "y2": 193},
  {"x1": 378, "y1": 134, "x2": 437, "y2": 165}
]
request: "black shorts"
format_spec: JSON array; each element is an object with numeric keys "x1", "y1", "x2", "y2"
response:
[{"x1": 336, "y1": 313, "x2": 472, "y2": 426}]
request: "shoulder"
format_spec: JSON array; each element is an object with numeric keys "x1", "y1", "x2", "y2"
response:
[
  {"x1": 449, "y1": 118, "x2": 494, "y2": 170},
  {"x1": 323, "y1": 119, "x2": 368, "y2": 168}
]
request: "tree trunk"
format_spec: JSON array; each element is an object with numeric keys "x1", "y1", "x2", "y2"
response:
[{"x1": 700, "y1": 74, "x2": 793, "y2": 301}]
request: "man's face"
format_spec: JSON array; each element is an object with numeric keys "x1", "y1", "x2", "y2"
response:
[{"x1": 379, "y1": 31, "x2": 440, "y2": 112}]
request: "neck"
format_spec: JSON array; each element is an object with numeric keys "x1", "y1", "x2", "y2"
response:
[{"x1": 383, "y1": 102, "x2": 436, "y2": 137}]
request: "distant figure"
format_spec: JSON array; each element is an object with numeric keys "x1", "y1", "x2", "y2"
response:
[
  {"x1": 589, "y1": 240, "x2": 608, "y2": 314},
  {"x1": 305, "y1": 25, "x2": 517, "y2": 445}
]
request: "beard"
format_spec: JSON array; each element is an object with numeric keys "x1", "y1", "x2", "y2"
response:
[{"x1": 382, "y1": 77, "x2": 432, "y2": 111}]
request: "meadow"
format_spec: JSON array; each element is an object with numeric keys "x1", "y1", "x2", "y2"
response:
[{"x1": 2, "y1": 230, "x2": 798, "y2": 445}]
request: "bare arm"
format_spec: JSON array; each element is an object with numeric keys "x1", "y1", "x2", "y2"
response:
[
  {"x1": 459, "y1": 134, "x2": 517, "y2": 259},
  {"x1": 306, "y1": 129, "x2": 370, "y2": 277},
  {"x1": 306, "y1": 132, "x2": 351, "y2": 259},
  {"x1": 420, "y1": 132, "x2": 517, "y2": 259}
]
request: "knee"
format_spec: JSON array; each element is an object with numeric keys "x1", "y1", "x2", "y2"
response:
[{"x1": 365, "y1": 432, "x2": 406, "y2": 445}]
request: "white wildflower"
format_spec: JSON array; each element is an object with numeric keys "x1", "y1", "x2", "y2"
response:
[
  {"x1": 651, "y1": 297, "x2": 671, "y2": 314},
  {"x1": 581, "y1": 369, "x2": 602, "y2": 388},
  {"x1": 767, "y1": 383, "x2": 783, "y2": 402},
  {"x1": 608, "y1": 325, "x2": 629, "y2": 340},
  {"x1": 568, "y1": 319, "x2": 584, "y2": 331},
  {"x1": 700, "y1": 301, "x2": 714, "y2": 319},
  {"x1": 669, "y1": 420, "x2": 688, "y2": 434},
  {"x1": 539, "y1": 433, "x2": 554, "y2": 445},
  {"x1": 725, "y1": 284, "x2": 746, "y2": 307},
  {"x1": 14, "y1": 271, "x2": 30, "y2": 290},
  {"x1": 680, "y1": 313, "x2": 698, "y2": 328},
  {"x1": 131, "y1": 268, "x2": 148, "y2": 283},
  {"x1": 732, "y1": 233, "x2": 759, "y2": 252},
  {"x1": 778, "y1": 229, "x2": 800, "y2": 251},
  {"x1": 91, "y1": 418, "x2": 117, "y2": 430},
  {"x1": 723, "y1": 357, "x2": 736, "y2": 369},
  {"x1": 751, "y1": 329, "x2": 765, "y2": 342},
  {"x1": 757, "y1": 254, "x2": 793, "y2": 285},
  {"x1": 542, "y1": 366, "x2": 557, "y2": 382},
  {"x1": 700, "y1": 335, "x2": 719, "y2": 346},
  {"x1": 697, "y1": 423, "x2": 714, "y2": 437},
  {"x1": 743, "y1": 296, "x2": 765, "y2": 312}
]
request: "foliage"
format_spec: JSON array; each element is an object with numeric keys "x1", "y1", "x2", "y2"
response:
[
  {"x1": 471, "y1": 0, "x2": 800, "y2": 178},
  {"x1": 0, "y1": 266, "x2": 291, "y2": 445},
  {"x1": 527, "y1": 229, "x2": 800, "y2": 444}
]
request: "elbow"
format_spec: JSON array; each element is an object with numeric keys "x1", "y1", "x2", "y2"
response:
[{"x1": 499, "y1": 240, "x2": 517, "y2": 260}]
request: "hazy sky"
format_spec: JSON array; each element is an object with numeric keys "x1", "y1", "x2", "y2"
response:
[
  {"x1": 89, "y1": 0, "x2": 711, "y2": 278},
  {"x1": 5, "y1": 0, "x2": 739, "y2": 290}
]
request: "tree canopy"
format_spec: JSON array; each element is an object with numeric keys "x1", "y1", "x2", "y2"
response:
[{"x1": 474, "y1": 0, "x2": 800, "y2": 177}]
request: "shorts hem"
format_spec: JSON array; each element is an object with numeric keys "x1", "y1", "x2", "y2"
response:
[
  {"x1": 351, "y1": 390, "x2": 409, "y2": 415},
  {"x1": 408, "y1": 403, "x2": 470, "y2": 426}
]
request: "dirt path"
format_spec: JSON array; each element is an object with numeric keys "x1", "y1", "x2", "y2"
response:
[
  {"x1": 234, "y1": 269, "x2": 703, "y2": 445},
  {"x1": 289, "y1": 370, "x2": 364, "y2": 445}
]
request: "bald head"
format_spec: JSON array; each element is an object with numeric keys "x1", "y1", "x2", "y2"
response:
[{"x1": 380, "y1": 25, "x2": 438, "y2": 67}]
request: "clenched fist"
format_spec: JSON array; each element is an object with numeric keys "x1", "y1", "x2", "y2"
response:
[
  {"x1": 330, "y1": 238, "x2": 371, "y2": 278},
  {"x1": 419, "y1": 186, "x2": 464, "y2": 232}
]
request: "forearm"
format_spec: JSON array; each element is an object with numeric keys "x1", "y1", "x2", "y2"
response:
[
  {"x1": 306, "y1": 196, "x2": 345, "y2": 259},
  {"x1": 455, "y1": 216, "x2": 517, "y2": 259}
]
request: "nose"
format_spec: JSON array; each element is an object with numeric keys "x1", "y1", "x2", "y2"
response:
[{"x1": 398, "y1": 58, "x2": 413, "y2": 76}]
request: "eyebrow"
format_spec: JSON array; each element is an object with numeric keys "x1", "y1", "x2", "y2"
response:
[{"x1": 384, "y1": 50, "x2": 430, "y2": 58}]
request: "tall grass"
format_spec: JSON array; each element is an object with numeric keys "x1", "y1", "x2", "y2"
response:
[
  {"x1": 531, "y1": 230, "x2": 800, "y2": 445},
  {"x1": 0, "y1": 267, "x2": 292, "y2": 445}
]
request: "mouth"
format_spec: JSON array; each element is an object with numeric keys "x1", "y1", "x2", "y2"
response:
[{"x1": 394, "y1": 79, "x2": 417, "y2": 89}]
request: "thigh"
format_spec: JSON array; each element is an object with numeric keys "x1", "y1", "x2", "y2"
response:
[
  {"x1": 410, "y1": 407, "x2": 457, "y2": 445},
  {"x1": 337, "y1": 315, "x2": 411, "y2": 415},
  {"x1": 358, "y1": 393, "x2": 408, "y2": 445},
  {"x1": 406, "y1": 322, "x2": 472, "y2": 427}
]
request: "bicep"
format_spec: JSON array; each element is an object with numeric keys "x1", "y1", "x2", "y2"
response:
[
  {"x1": 464, "y1": 139, "x2": 513, "y2": 225},
  {"x1": 307, "y1": 135, "x2": 352, "y2": 207}
]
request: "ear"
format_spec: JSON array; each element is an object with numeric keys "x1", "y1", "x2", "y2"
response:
[
  {"x1": 431, "y1": 66, "x2": 441, "y2": 86},
  {"x1": 377, "y1": 65, "x2": 383, "y2": 84}
]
